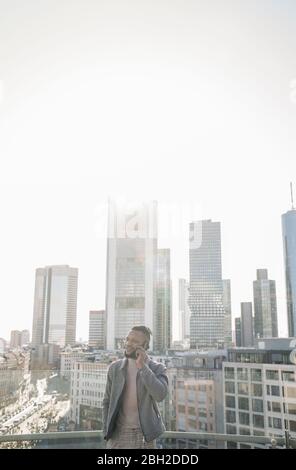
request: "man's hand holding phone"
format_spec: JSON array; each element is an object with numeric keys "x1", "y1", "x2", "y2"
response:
[{"x1": 135, "y1": 346, "x2": 149, "y2": 369}]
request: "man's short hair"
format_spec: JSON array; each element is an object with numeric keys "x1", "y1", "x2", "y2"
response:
[{"x1": 131, "y1": 325, "x2": 152, "y2": 349}]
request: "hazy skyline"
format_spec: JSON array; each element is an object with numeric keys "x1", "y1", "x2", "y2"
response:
[{"x1": 0, "y1": 0, "x2": 296, "y2": 341}]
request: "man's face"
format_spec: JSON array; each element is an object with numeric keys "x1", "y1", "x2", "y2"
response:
[{"x1": 124, "y1": 330, "x2": 147, "y2": 358}]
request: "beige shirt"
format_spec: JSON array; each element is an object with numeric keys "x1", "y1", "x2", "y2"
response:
[{"x1": 117, "y1": 358, "x2": 141, "y2": 428}]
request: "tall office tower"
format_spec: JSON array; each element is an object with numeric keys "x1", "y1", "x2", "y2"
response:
[
  {"x1": 222, "y1": 280, "x2": 232, "y2": 345},
  {"x1": 282, "y1": 185, "x2": 296, "y2": 337},
  {"x1": 32, "y1": 265, "x2": 78, "y2": 348},
  {"x1": 253, "y1": 269, "x2": 278, "y2": 338},
  {"x1": 10, "y1": 330, "x2": 21, "y2": 349},
  {"x1": 105, "y1": 200, "x2": 157, "y2": 350},
  {"x1": 88, "y1": 310, "x2": 105, "y2": 349},
  {"x1": 188, "y1": 220, "x2": 225, "y2": 349},
  {"x1": 235, "y1": 318, "x2": 242, "y2": 347},
  {"x1": 154, "y1": 249, "x2": 172, "y2": 353},
  {"x1": 20, "y1": 330, "x2": 30, "y2": 346},
  {"x1": 240, "y1": 302, "x2": 254, "y2": 347},
  {"x1": 179, "y1": 279, "x2": 190, "y2": 343}
]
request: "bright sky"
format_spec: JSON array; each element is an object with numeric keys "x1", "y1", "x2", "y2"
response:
[{"x1": 0, "y1": 0, "x2": 296, "y2": 342}]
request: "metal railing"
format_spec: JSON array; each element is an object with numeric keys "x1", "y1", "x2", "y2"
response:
[{"x1": 1, "y1": 430, "x2": 295, "y2": 448}]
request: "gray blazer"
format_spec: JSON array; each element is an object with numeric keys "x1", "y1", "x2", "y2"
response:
[{"x1": 102, "y1": 357, "x2": 168, "y2": 442}]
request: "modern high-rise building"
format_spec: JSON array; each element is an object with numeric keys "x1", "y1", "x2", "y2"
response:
[
  {"x1": 31, "y1": 265, "x2": 78, "y2": 347},
  {"x1": 282, "y1": 204, "x2": 296, "y2": 337},
  {"x1": 253, "y1": 269, "x2": 278, "y2": 339},
  {"x1": 10, "y1": 329, "x2": 30, "y2": 348},
  {"x1": 89, "y1": 310, "x2": 106, "y2": 349},
  {"x1": 188, "y1": 220, "x2": 225, "y2": 349},
  {"x1": 10, "y1": 330, "x2": 22, "y2": 349},
  {"x1": 240, "y1": 302, "x2": 254, "y2": 347},
  {"x1": 154, "y1": 249, "x2": 172, "y2": 353},
  {"x1": 21, "y1": 329, "x2": 30, "y2": 346},
  {"x1": 235, "y1": 318, "x2": 242, "y2": 347},
  {"x1": 223, "y1": 279, "x2": 232, "y2": 346},
  {"x1": 105, "y1": 200, "x2": 157, "y2": 350},
  {"x1": 179, "y1": 279, "x2": 190, "y2": 343}
]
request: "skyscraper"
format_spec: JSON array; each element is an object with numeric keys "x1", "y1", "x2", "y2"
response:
[
  {"x1": 235, "y1": 317, "x2": 242, "y2": 347},
  {"x1": 282, "y1": 197, "x2": 296, "y2": 337},
  {"x1": 240, "y1": 302, "x2": 254, "y2": 347},
  {"x1": 179, "y1": 278, "x2": 190, "y2": 343},
  {"x1": 10, "y1": 329, "x2": 30, "y2": 348},
  {"x1": 105, "y1": 200, "x2": 157, "y2": 350},
  {"x1": 10, "y1": 330, "x2": 21, "y2": 349},
  {"x1": 188, "y1": 219, "x2": 225, "y2": 349},
  {"x1": 253, "y1": 269, "x2": 278, "y2": 338},
  {"x1": 154, "y1": 248, "x2": 172, "y2": 353},
  {"x1": 89, "y1": 310, "x2": 105, "y2": 349},
  {"x1": 222, "y1": 279, "x2": 232, "y2": 346},
  {"x1": 32, "y1": 265, "x2": 78, "y2": 347}
]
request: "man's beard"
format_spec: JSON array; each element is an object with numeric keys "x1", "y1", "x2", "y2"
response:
[{"x1": 124, "y1": 350, "x2": 137, "y2": 359}]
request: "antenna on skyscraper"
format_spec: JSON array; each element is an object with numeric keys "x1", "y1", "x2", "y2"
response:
[{"x1": 290, "y1": 182, "x2": 295, "y2": 210}]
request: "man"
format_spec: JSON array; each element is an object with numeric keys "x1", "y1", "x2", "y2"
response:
[{"x1": 103, "y1": 325, "x2": 168, "y2": 449}]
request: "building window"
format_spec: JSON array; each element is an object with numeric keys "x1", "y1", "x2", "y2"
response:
[
  {"x1": 272, "y1": 402, "x2": 281, "y2": 413},
  {"x1": 273, "y1": 418, "x2": 282, "y2": 429},
  {"x1": 188, "y1": 406, "x2": 195, "y2": 415},
  {"x1": 266, "y1": 370, "x2": 279, "y2": 381},
  {"x1": 226, "y1": 424, "x2": 237, "y2": 434},
  {"x1": 282, "y1": 371, "x2": 295, "y2": 382},
  {"x1": 238, "y1": 397, "x2": 249, "y2": 411},
  {"x1": 237, "y1": 368, "x2": 249, "y2": 381},
  {"x1": 188, "y1": 390, "x2": 195, "y2": 402},
  {"x1": 226, "y1": 395, "x2": 236, "y2": 408},
  {"x1": 239, "y1": 427, "x2": 250, "y2": 435},
  {"x1": 189, "y1": 419, "x2": 197, "y2": 429},
  {"x1": 225, "y1": 368, "x2": 235, "y2": 380},
  {"x1": 227, "y1": 442, "x2": 237, "y2": 449},
  {"x1": 285, "y1": 387, "x2": 296, "y2": 399},
  {"x1": 199, "y1": 422, "x2": 207, "y2": 431},
  {"x1": 289, "y1": 421, "x2": 296, "y2": 432},
  {"x1": 270, "y1": 385, "x2": 280, "y2": 397},
  {"x1": 252, "y1": 399, "x2": 263, "y2": 413},
  {"x1": 239, "y1": 412, "x2": 249, "y2": 426},
  {"x1": 251, "y1": 369, "x2": 262, "y2": 382},
  {"x1": 225, "y1": 381, "x2": 235, "y2": 394},
  {"x1": 226, "y1": 410, "x2": 236, "y2": 424},
  {"x1": 253, "y1": 414, "x2": 264, "y2": 429},
  {"x1": 251, "y1": 383, "x2": 263, "y2": 397},
  {"x1": 287, "y1": 403, "x2": 296, "y2": 415},
  {"x1": 238, "y1": 383, "x2": 249, "y2": 395}
]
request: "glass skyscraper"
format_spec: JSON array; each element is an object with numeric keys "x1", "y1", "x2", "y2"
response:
[
  {"x1": 32, "y1": 265, "x2": 78, "y2": 347},
  {"x1": 282, "y1": 208, "x2": 296, "y2": 337},
  {"x1": 179, "y1": 278, "x2": 190, "y2": 343},
  {"x1": 240, "y1": 302, "x2": 254, "y2": 347},
  {"x1": 253, "y1": 269, "x2": 278, "y2": 338},
  {"x1": 105, "y1": 200, "x2": 157, "y2": 350},
  {"x1": 188, "y1": 219, "x2": 225, "y2": 349},
  {"x1": 222, "y1": 279, "x2": 232, "y2": 346},
  {"x1": 154, "y1": 248, "x2": 172, "y2": 353}
]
